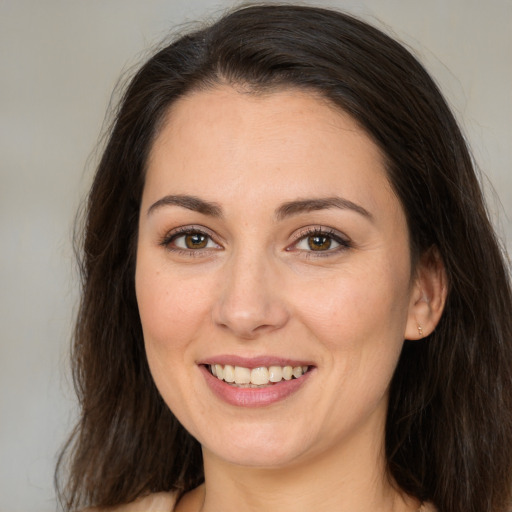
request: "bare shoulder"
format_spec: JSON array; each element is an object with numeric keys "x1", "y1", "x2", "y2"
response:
[{"x1": 86, "y1": 492, "x2": 177, "y2": 512}]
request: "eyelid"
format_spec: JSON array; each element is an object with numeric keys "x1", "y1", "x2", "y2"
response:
[
  {"x1": 159, "y1": 225, "x2": 223, "y2": 252},
  {"x1": 158, "y1": 224, "x2": 350, "y2": 256},
  {"x1": 287, "y1": 226, "x2": 351, "y2": 253}
]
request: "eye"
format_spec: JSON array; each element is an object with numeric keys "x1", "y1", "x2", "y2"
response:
[
  {"x1": 296, "y1": 233, "x2": 340, "y2": 251},
  {"x1": 175, "y1": 232, "x2": 211, "y2": 249},
  {"x1": 161, "y1": 228, "x2": 222, "y2": 253},
  {"x1": 290, "y1": 228, "x2": 350, "y2": 254}
]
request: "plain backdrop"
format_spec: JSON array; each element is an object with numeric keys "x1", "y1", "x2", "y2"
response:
[{"x1": 0, "y1": 1, "x2": 511, "y2": 510}]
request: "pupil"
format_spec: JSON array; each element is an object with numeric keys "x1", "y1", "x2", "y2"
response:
[
  {"x1": 309, "y1": 235, "x2": 331, "y2": 250},
  {"x1": 185, "y1": 233, "x2": 207, "y2": 249}
]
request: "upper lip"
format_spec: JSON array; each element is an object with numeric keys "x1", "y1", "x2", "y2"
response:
[{"x1": 197, "y1": 355, "x2": 314, "y2": 369}]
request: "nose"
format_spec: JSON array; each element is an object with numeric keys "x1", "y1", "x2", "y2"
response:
[{"x1": 212, "y1": 249, "x2": 290, "y2": 339}]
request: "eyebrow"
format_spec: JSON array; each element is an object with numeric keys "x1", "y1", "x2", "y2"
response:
[
  {"x1": 147, "y1": 194, "x2": 223, "y2": 217},
  {"x1": 147, "y1": 194, "x2": 372, "y2": 221},
  {"x1": 275, "y1": 197, "x2": 372, "y2": 221}
]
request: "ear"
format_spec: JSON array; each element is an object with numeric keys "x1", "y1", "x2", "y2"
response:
[{"x1": 404, "y1": 247, "x2": 448, "y2": 340}]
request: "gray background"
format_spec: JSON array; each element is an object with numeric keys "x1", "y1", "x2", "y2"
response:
[{"x1": 1, "y1": 0, "x2": 510, "y2": 510}]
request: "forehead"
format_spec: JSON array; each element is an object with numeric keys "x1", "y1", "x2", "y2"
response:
[{"x1": 144, "y1": 86, "x2": 394, "y2": 215}]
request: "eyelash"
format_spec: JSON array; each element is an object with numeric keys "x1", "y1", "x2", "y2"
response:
[
  {"x1": 288, "y1": 227, "x2": 351, "y2": 257},
  {"x1": 159, "y1": 226, "x2": 221, "y2": 257},
  {"x1": 159, "y1": 226, "x2": 351, "y2": 257}
]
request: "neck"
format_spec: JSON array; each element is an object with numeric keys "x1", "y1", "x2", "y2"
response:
[{"x1": 196, "y1": 418, "x2": 417, "y2": 512}]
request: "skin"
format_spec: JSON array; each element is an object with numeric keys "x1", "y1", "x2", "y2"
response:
[{"x1": 135, "y1": 86, "x2": 446, "y2": 512}]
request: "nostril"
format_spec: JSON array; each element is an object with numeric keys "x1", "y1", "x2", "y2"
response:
[{"x1": 213, "y1": 303, "x2": 289, "y2": 338}]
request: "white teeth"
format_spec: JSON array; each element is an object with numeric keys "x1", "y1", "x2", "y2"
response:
[
  {"x1": 234, "y1": 366, "x2": 251, "y2": 384},
  {"x1": 251, "y1": 367, "x2": 270, "y2": 385},
  {"x1": 223, "y1": 364, "x2": 235, "y2": 383},
  {"x1": 209, "y1": 364, "x2": 309, "y2": 386},
  {"x1": 269, "y1": 366, "x2": 283, "y2": 382},
  {"x1": 215, "y1": 364, "x2": 223, "y2": 380},
  {"x1": 292, "y1": 366, "x2": 303, "y2": 378}
]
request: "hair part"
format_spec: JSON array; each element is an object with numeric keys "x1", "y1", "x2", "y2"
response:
[{"x1": 56, "y1": 5, "x2": 512, "y2": 512}]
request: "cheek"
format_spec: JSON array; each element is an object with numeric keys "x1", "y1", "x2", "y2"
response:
[
  {"x1": 135, "y1": 258, "x2": 213, "y2": 352},
  {"x1": 291, "y1": 257, "x2": 412, "y2": 371},
  {"x1": 135, "y1": 255, "x2": 215, "y2": 429},
  {"x1": 301, "y1": 275, "x2": 408, "y2": 336}
]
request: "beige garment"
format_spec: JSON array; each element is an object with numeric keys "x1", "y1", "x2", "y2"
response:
[
  {"x1": 97, "y1": 491, "x2": 437, "y2": 512},
  {"x1": 87, "y1": 492, "x2": 177, "y2": 512}
]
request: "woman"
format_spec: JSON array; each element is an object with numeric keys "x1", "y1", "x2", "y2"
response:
[{"x1": 56, "y1": 4, "x2": 512, "y2": 512}]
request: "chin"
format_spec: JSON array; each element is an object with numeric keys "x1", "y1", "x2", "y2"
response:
[
  {"x1": 200, "y1": 422, "x2": 317, "y2": 469},
  {"x1": 208, "y1": 444, "x2": 307, "y2": 469}
]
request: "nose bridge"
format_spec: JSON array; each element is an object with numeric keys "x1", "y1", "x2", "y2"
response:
[{"x1": 213, "y1": 242, "x2": 288, "y2": 338}]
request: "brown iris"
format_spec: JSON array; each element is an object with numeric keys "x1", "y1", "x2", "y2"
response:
[
  {"x1": 184, "y1": 232, "x2": 208, "y2": 249},
  {"x1": 308, "y1": 235, "x2": 331, "y2": 251}
]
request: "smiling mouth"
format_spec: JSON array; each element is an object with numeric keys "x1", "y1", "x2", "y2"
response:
[{"x1": 207, "y1": 364, "x2": 311, "y2": 387}]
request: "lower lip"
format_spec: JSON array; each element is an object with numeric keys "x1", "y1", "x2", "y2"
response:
[{"x1": 200, "y1": 365, "x2": 313, "y2": 407}]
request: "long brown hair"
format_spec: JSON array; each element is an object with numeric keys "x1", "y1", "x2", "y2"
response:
[{"x1": 56, "y1": 5, "x2": 512, "y2": 512}]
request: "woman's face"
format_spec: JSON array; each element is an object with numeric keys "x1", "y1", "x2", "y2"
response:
[{"x1": 136, "y1": 86, "x2": 421, "y2": 468}]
